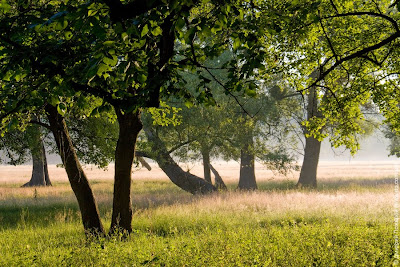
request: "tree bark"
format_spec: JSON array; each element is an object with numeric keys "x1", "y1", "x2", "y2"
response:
[
  {"x1": 209, "y1": 163, "x2": 227, "y2": 191},
  {"x1": 43, "y1": 150, "x2": 51, "y2": 186},
  {"x1": 22, "y1": 125, "x2": 52, "y2": 187},
  {"x1": 110, "y1": 110, "x2": 143, "y2": 234},
  {"x1": 297, "y1": 135, "x2": 321, "y2": 188},
  {"x1": 201, "y1": 148, "x2": 212, "y2": 183},
  {"x1": 143, "y1": 128, "x2": 217, "y2": 194},
  {"x1": 137, "y1": 156, "x2": 151, "y2": 171},
  {"x1": 45, "y1": 104, "x2": 105, "y2": 236},
  {"x1": 238, "y1": 138, "x2": 257, "y2": 190},
  {"x1": 297, "y1": 86, "x2": 321, "y2": 188}
]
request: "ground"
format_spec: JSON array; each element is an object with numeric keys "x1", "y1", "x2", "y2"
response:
[{"x1": 0, "y1": 161, "x2": 397, "y2": 266}]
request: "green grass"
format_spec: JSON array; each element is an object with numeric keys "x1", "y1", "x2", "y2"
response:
[{"x1": 0, "y1": 177, "x2": 396, "y2": 266}]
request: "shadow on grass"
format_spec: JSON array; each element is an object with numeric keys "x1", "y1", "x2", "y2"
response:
[{"x1": 0, "y1": 191, "x2": 196, "y2": 231}]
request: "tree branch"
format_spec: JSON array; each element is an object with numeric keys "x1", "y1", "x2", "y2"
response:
[
  {"x1": 30, "y1": 120, "x2": 51, "y2": 130},
  {"x1": 312, "y1": 31, "x2": 400, "y2": 87},
  {"x1": 323, "y1": 11, "x2": 400, "y2": 33}
]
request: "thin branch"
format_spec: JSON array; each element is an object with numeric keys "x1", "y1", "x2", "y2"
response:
[
  {"x1": 319, "y1": 12, "x2": 338, "y2": 62},
  {"x1": 311, "y1": 31, "x2": 400, "y2": 87},
  {"x1": 167, "y1": 139, "x2": 196, "y2": 154},
  {"x1": 30, "y1": 120, "x2": 51, "y2": 130},
  {"x1": 329, "y1": 0, "x2": 339, "y2": 13},
  {"x1": 322, "y1": 12, "x2": 400, "y2": 33}
]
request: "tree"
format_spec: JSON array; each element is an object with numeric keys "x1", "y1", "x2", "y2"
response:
[
  {"x1": 253, "y1": 0, "x2": 400, "y2": 187},
  {"x1": 0, "y1": 0, "x2": 268, "y2": 235},
  {"x1": 141, "y1": 76, "x2": 298, "y2": 191},
  {"x1": 259, "y1": 0, "x2": 400, "y2": 146},
  {"x1": 0, "y1": 122, "x2": 52, "y2": 187}
]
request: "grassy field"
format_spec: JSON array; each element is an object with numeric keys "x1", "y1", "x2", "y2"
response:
[{"x1": 0, "y1": 161, "x2": 397, "y2": 266}]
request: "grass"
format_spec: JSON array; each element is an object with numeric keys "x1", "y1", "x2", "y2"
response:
[{"x1": 0, "y1": 161, "x2": 397, "y2": 266}]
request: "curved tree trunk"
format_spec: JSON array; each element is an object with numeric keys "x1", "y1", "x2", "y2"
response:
[
  {"x1": 110, "y1": 110, "x2": 142, "y2": 234},
  {"x1": 297, "y1": 86, "x2": 321, "y2": 188},
  {"x1": 22, "y1": 130, "x2": 52, "y2": 187},
  {"x1": 238, "y1": 141, "x2": 257, "y2": 190},
  {"x1": 209, "y1": 163, "x2": 227, "y2": 191},
  {"x1": 143, "y1": 128, "x2": 217, "y2": 194},
  {"x1": 201, "y1": 148, "x2": 212, "y2": 183},
  {"x1": 46, "y1": 104, "x2": 105, "y2": 236}
]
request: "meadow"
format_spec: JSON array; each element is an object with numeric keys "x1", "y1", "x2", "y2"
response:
[{"x1": 0, "y1": 161, "x2": 397, "y2": 266}]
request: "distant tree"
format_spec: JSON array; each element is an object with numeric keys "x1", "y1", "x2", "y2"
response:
[
  {"x1": 0, "y1": 121, "x2": 51, "y2": 187},
  {"x1": 140, "y1": 72, "x2": 298, "y2": 191}
]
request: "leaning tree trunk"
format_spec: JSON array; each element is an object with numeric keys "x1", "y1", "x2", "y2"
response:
[
  {"x1": 46, "y1": 104, "x2": 105, "y2": 236},
  {"x1": 297, "y1": 86, "x2": 321, "y2": 188},
  {"x1": 209, "y1": 163, "x2": 227, "y2": 191},
  {"x1": 238, "y1": 137, "x2": 257, "y2": 190},
  {"x1": 143, "y1": 128, "x2": 217, "y2": 194},
  {"x1": 110, "y1": 110, "x2": 142, "y2": 234},
  {"x1": 201, "y1": 147, "x2": 212, "y2": 183}
]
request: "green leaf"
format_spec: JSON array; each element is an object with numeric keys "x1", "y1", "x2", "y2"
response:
[
  {"x1": 48, "y1": 96, "x2": 60, "y2": 106},
  {"x1": 64, "y1": 31, "x2": 73, "y2": 40},
  {"x1": 57, "y1": 103, "x2": 67, "y2": 116},
  {"x1": 151, "y1": 26, "x2": 162, "y2": 36},
  {"x1": 88, "y1": 9, "x2": 97, "y2": 17},
  {"x1": 245, "y1": 88, "x2": 257, "y2": 97},
  {"x1": 121, "y1": 32, "x2": 129, "y2": 42},
  {"x1": 176, "y1": 17, "x2": 185, "y2": 30},
  {"x1": 141, "y1": 24, "x2": 149, "y2": 37},
  {"x1": 0, "y1": 0, "x2": 11, "y2": 13},
  {"x1": 103, "y1": 41, "x2": 115, "y2": 47},
  {"x1": 184, "y1": 100, "x2": 194, "y2": 108},
  {"x1": 55, "y1": 20, "x2": 68, "y2": 31},
  {"x1": 233, "y1": 37, "x2": 241, "y2": 50},
  {"x1": 103, "y1": 55, "x2": 118, "y2": 66},
  {"x1": 97, "y1": 63, "x2": 110, "y2": 76},
  {"x1": 137, "y1": 73, "x2": 147, "y2": 83}
]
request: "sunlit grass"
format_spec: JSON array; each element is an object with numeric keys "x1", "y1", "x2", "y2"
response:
[{"x1": 0, "y1": 161, "x2": 396, "y2": 266}]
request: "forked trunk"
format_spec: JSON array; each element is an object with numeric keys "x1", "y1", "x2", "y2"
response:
[
  {"x1": 201, "y1": 148, "x2": 212, "y2": 183},
  {"x1": 110, "y1": 110, "x2": 143, "y2": 234},
  {"x1": 46, "y1": 104, "x2": 105, "y2": 236},
  {"x1": 143, "y1": 128, "x2": 217, "y2": 194},
  {"x1": 238, "y1": 138, "x2": 257, "y2": 190}
]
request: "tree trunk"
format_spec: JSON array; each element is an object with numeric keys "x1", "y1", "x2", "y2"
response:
[
  {"x1": 297, "y1": 86, "x2": 321, "y2": 188},
  {"x1": 22, "y1": 125, "x2": 52, "y2": 187},
  {"x1": 201, "y1": 148, "x2": 212, "y2": 183},
  {"x1": 110, "y1": 110, "x2": 143, "y2": 234},
  {"x1": 297, "y1": 136, "x2": 321, "y2": 188},
  {"x1": 238, "y1": 138, "x2": 257, "y2": 190},
  {"x1": 143, "y1": 128, "x2": 217, "y2": 194},
  {"x1": 209, "y1": 163, "x2": 227, "y2": 191},
  {"x1": 137, "y1": 156, "x2": 151, "y2": 171},
  {"x1": 45, "y1": 104, "x2": 105, "y2": 236},
  {"x1": 43, "y1": 149, "x2": 51, "y2": 186}
]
